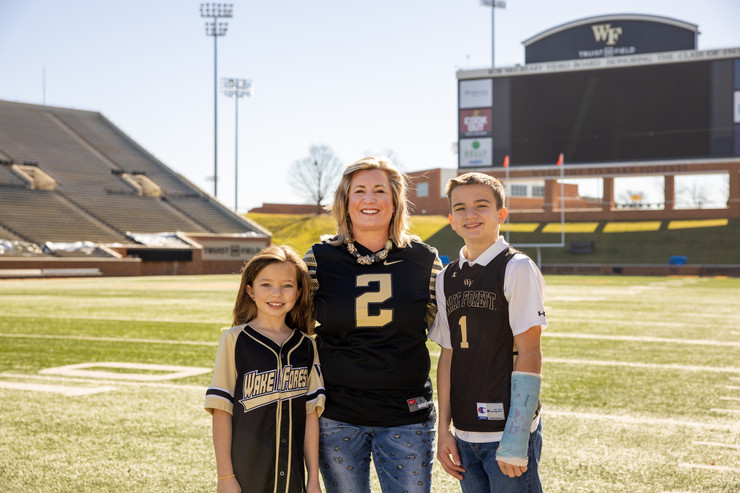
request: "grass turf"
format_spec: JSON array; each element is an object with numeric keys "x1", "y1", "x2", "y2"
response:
[{"x1": 1, "y1": 275, "x2": 738, "y2": 492}]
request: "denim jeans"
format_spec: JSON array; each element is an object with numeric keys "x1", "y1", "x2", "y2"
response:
[
  {"x1": 318, "y1": 416, "x2": 436, "y2": 493},
  {"x1": 455, "y1": 420, "x2": 543, "y2": 493}
]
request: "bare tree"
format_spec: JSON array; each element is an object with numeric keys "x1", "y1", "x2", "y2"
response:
[
  {"x1": 616, "y1": 188, "x2": 646, "y2": 208},
  {"x1": 676, "y1": 181, "x2": 710, "y2": 209},
  {"x1": 289, "y1": 144, "x2": 344, "y2": 214}
]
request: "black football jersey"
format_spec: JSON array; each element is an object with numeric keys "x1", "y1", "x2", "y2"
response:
[
  {"x1": 445, "y1": 246, "x2": 517, "y2": 433},
  {"x1": 305, "y1": 239, "x2": 441, "y2": 426}
]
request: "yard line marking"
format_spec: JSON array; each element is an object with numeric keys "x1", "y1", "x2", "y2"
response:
[
  {"x1": 543, "y1": 332, "x2": 740, "y2": 348},
  {"x1": 0, "y1": 333, "x2": 217, "y2": 346},
  {"x1": 545, "y1": 318, "x2": 721, "y2": 329},
  {"x1": 719, "y1": 396, "x2": 740, "y2": 402},
  {"x1": 711, "y1": 408, "x2": 740, "y2": 415},
  {"x1": 6, "y1": 331, "x2": 738, "y2": 349},
  {"x1": 547, "y1": 410, "x2": 738, "y2": 431},
  {"x1": 429, "y1": 350, "x2": 738, "y2": 375},
  {"x1": 545, "y1": 358, "x2": 740, "y2": 374},
  {"x1": 726, "y1": 386, "x2": 740, "y2": 391},
  {"x1": 0, "y1": 381, "x2": 115, "y2": 396},
  {"x1": 679, "y1": 463, "x2": 740, "y2": 473},
  {"x1": 692, "y1": 441, "x2": 740, "y2": 450},
  {"x1": 729, "y1": 377, "x2": 740, "y2": 381},
  {"x1": 40, "y1": 362, "x2": 212, "y2": 381},
  {"x1": 0, "y1": 373, "x2": 206, "y2": 391}
]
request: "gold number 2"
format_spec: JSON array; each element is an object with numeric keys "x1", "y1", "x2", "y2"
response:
[
  {"x1": 355, "y1": 274, "x2": 393, "y2": 327},
  {"x1": 459, "y1": 316, "x2": 469, "y2": 348}
]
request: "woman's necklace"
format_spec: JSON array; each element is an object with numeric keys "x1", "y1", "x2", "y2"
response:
[{"x1": 346, "y1": 238, "x2": 393, "y2": 265}]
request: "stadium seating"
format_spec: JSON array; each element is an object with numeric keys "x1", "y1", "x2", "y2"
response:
[
  {"x1": 0, "y1": 188, "x2": 124, "y2": 244},
  {"x1": 0, "y1": 100, "x2": 266, "y2": 255}
]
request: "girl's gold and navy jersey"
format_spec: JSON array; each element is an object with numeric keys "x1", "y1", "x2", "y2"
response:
[
  {"x1": 304, "y1": 239, "x2": 441, "y2": 427},
  {"x1": 205, "y1": 324, "x2": 325, "y2": 493}
]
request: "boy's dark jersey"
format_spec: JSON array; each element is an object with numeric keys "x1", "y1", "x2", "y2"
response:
[
  {"x1": 205, "y1": 325, "x2": 325, "y2": 493},
  {"x1": 443, "y1": 245, "x2": 538, "y2": 433},
  {"x1": 304, "y1": 239, "x2": 441, "y2": 427}
]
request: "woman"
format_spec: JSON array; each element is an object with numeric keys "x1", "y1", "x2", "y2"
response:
[{"x1": 304, "y1": 156, "x2": 442, "y2": 493}]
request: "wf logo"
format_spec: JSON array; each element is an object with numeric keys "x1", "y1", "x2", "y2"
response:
[
  {"x1": 591, "y1": 23, "x2": 622, "y2": 46},
  {"x1": 463, "y1": 279, "x2": 474, "y2": 287}
]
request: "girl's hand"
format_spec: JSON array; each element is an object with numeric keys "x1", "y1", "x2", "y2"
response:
[
  {"x1": 306, "y1": 476, "x2": 322, "y2": 493},
  {"x1": 217, "y1": 476, "x2": 241, "y2": 493}
]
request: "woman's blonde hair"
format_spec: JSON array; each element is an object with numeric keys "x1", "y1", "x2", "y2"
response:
[
  {"x1": 325, "y1": 156, "x2": 418, "y2": 248},
  {"x1": 232, "y1": 245, "x2": 314, "y2": 334}
]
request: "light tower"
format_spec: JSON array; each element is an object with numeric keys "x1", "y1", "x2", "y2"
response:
[
  {"x1": 222, "y1": 78, "x2": 254, "y2": 212},
  {"x1": 480, "y1": 0, "x2": 506, "y2": 68},
  {"x1": 200, "y1": 2, "x2": 233, "y2": 198}
]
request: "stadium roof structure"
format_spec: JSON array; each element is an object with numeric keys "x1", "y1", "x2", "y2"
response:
[{"x1": 0, "y1": 100, "x2": 269, "y2": 253}]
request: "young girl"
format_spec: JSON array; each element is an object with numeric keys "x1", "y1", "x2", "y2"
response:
[{"x1": 205, "y1": 245, "x2": 325, "y2": 493}]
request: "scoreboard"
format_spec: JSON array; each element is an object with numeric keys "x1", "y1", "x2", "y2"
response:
[{"x1": 458, "y1": 15, "x2": 740, "y2": 169}]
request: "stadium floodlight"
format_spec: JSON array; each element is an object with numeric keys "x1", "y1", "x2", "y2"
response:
[
  {"x1": 480, "y1": 0, "x2": 506, "y2": 68},
  {"x1": 200, "y1": 2, "x2": 234, "y2": 198},
  {"x1": 222, "y1": 78, "x2": 254, "y2": 213}
]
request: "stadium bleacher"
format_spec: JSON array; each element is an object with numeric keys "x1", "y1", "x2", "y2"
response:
[
  {"x1": 0, "y1": 188, "x2": 124, "y2": 244},
  {"x1": 0, "y1": 100, "x2": 268, "y2": 265}
]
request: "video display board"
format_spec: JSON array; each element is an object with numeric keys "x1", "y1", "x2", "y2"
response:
[{"x1": 458, "y1": 53, "x2": 739, "y2": 168}]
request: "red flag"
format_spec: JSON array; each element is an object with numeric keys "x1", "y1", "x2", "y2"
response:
[
  {"x1": 556, "y1": 153, "x2": 564, "y2": 166},
  {"x1": 503, "y1": 155, "x2": 509, "y2": 168}
]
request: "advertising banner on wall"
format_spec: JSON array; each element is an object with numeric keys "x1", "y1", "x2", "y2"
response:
[
  {"x1": 459, "y1": 138, "x2": 493, "y2": 167},
  {"x1": 197, "y1": 238, "x2": 267, "y2": 261},
  {"x1": 459, "y1": 108, "x2": 492, "y2": 137},
  {"x1": 459, "y1": 79, "x2": 492, "y2": 109},
  {"x1": 734, "y1": 91, "x2": 740, "y2": 123}
]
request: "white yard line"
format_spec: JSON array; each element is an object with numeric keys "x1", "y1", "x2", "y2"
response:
[
  {"x1": 4, "y1": 331, "x2": 737, "y2": 349},
  {"x1": 544, "y1": 358, "x2": 740, "y2": 374},
  {"x1": 0, "y1": 381, "x2": 116, "y2": 396},
  {"x1": 710, "y1": 408, "x2": 740, "y2": 415},
  {"x1": 0, "y1": 372, "x2": 206, "y2": 391},
  {"x1": 0, "y1": 332, "x2": 217, "y2": 346},
  {"x1": 692, "y1": 441, "x2": 740, "y2": 450},
  {"x1": 543, "y1": 332, "x2": 740, "y2": 348},
  {"x1": 428, "y1": 351, "x2": 737, "y2": 375},
  {"x1": 679, "y1": 463, "x2": 740, "y2": 473},
  {"x1": 546, "y1": 410, "x2": 738, "y2": 432},
  {"x1": 719, "y1": 396, "x2": 740, "y2": 402},
  {"x1": 39, "y1": 362, "x2": 212, "y2": 381}
]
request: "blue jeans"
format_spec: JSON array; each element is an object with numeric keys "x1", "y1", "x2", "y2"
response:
[
  {"x1": 456, "y1": 420, "x2": 543, "y2": 493},
  {"x1": 318, "y1": 416, "x2": 436, "y2": 493}
]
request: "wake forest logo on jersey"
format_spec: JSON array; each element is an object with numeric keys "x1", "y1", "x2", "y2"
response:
[
  {"x1": 239, "y1": 364, "x2": 311, "y2": 413},
  {"x1": 446, "y1": 289, "x2": 497, "y2": 316}
]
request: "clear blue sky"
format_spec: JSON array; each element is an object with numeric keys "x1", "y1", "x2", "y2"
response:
[{"x1": 1, "y1": 0, "x2": 739, "y2": 212}]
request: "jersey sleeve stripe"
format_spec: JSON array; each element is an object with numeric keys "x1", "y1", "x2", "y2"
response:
[
  {"x1": 206, "y1": 387, "x2": 233, "y2": 401},
  {"x1": 426, "y1": 254, "x2": 443, "y2": 324},
  {"x1": 303, "y1": 247, "x2": 319, "y2": 292}
]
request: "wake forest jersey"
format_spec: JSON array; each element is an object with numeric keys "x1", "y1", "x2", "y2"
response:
[
  {"x1": 205, "y1": 325, "x2": 325, "y2": 493},
  {"x1": 304, "y1": 239, "x2": 442, "y2": 427},
  {"x1": 444, "y1": 245, "x2": 540, "y2": 433}
]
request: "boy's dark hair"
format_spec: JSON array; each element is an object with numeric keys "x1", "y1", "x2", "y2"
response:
[{"x1": 445, "y1": 172, "x2": 506, "y2": 210}]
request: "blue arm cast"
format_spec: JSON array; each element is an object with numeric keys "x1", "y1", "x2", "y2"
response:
[{"x1": 495, "y1": 371, "x2": 541, "y2": 466}]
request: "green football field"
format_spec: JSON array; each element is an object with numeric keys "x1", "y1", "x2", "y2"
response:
[{"x1": 1, "y1": 274, "x2": 738, "y2": 492}]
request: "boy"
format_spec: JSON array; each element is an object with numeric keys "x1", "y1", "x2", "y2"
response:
[{"x1": 429, "y1": 172, "x2": 547, "y2": 492}]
